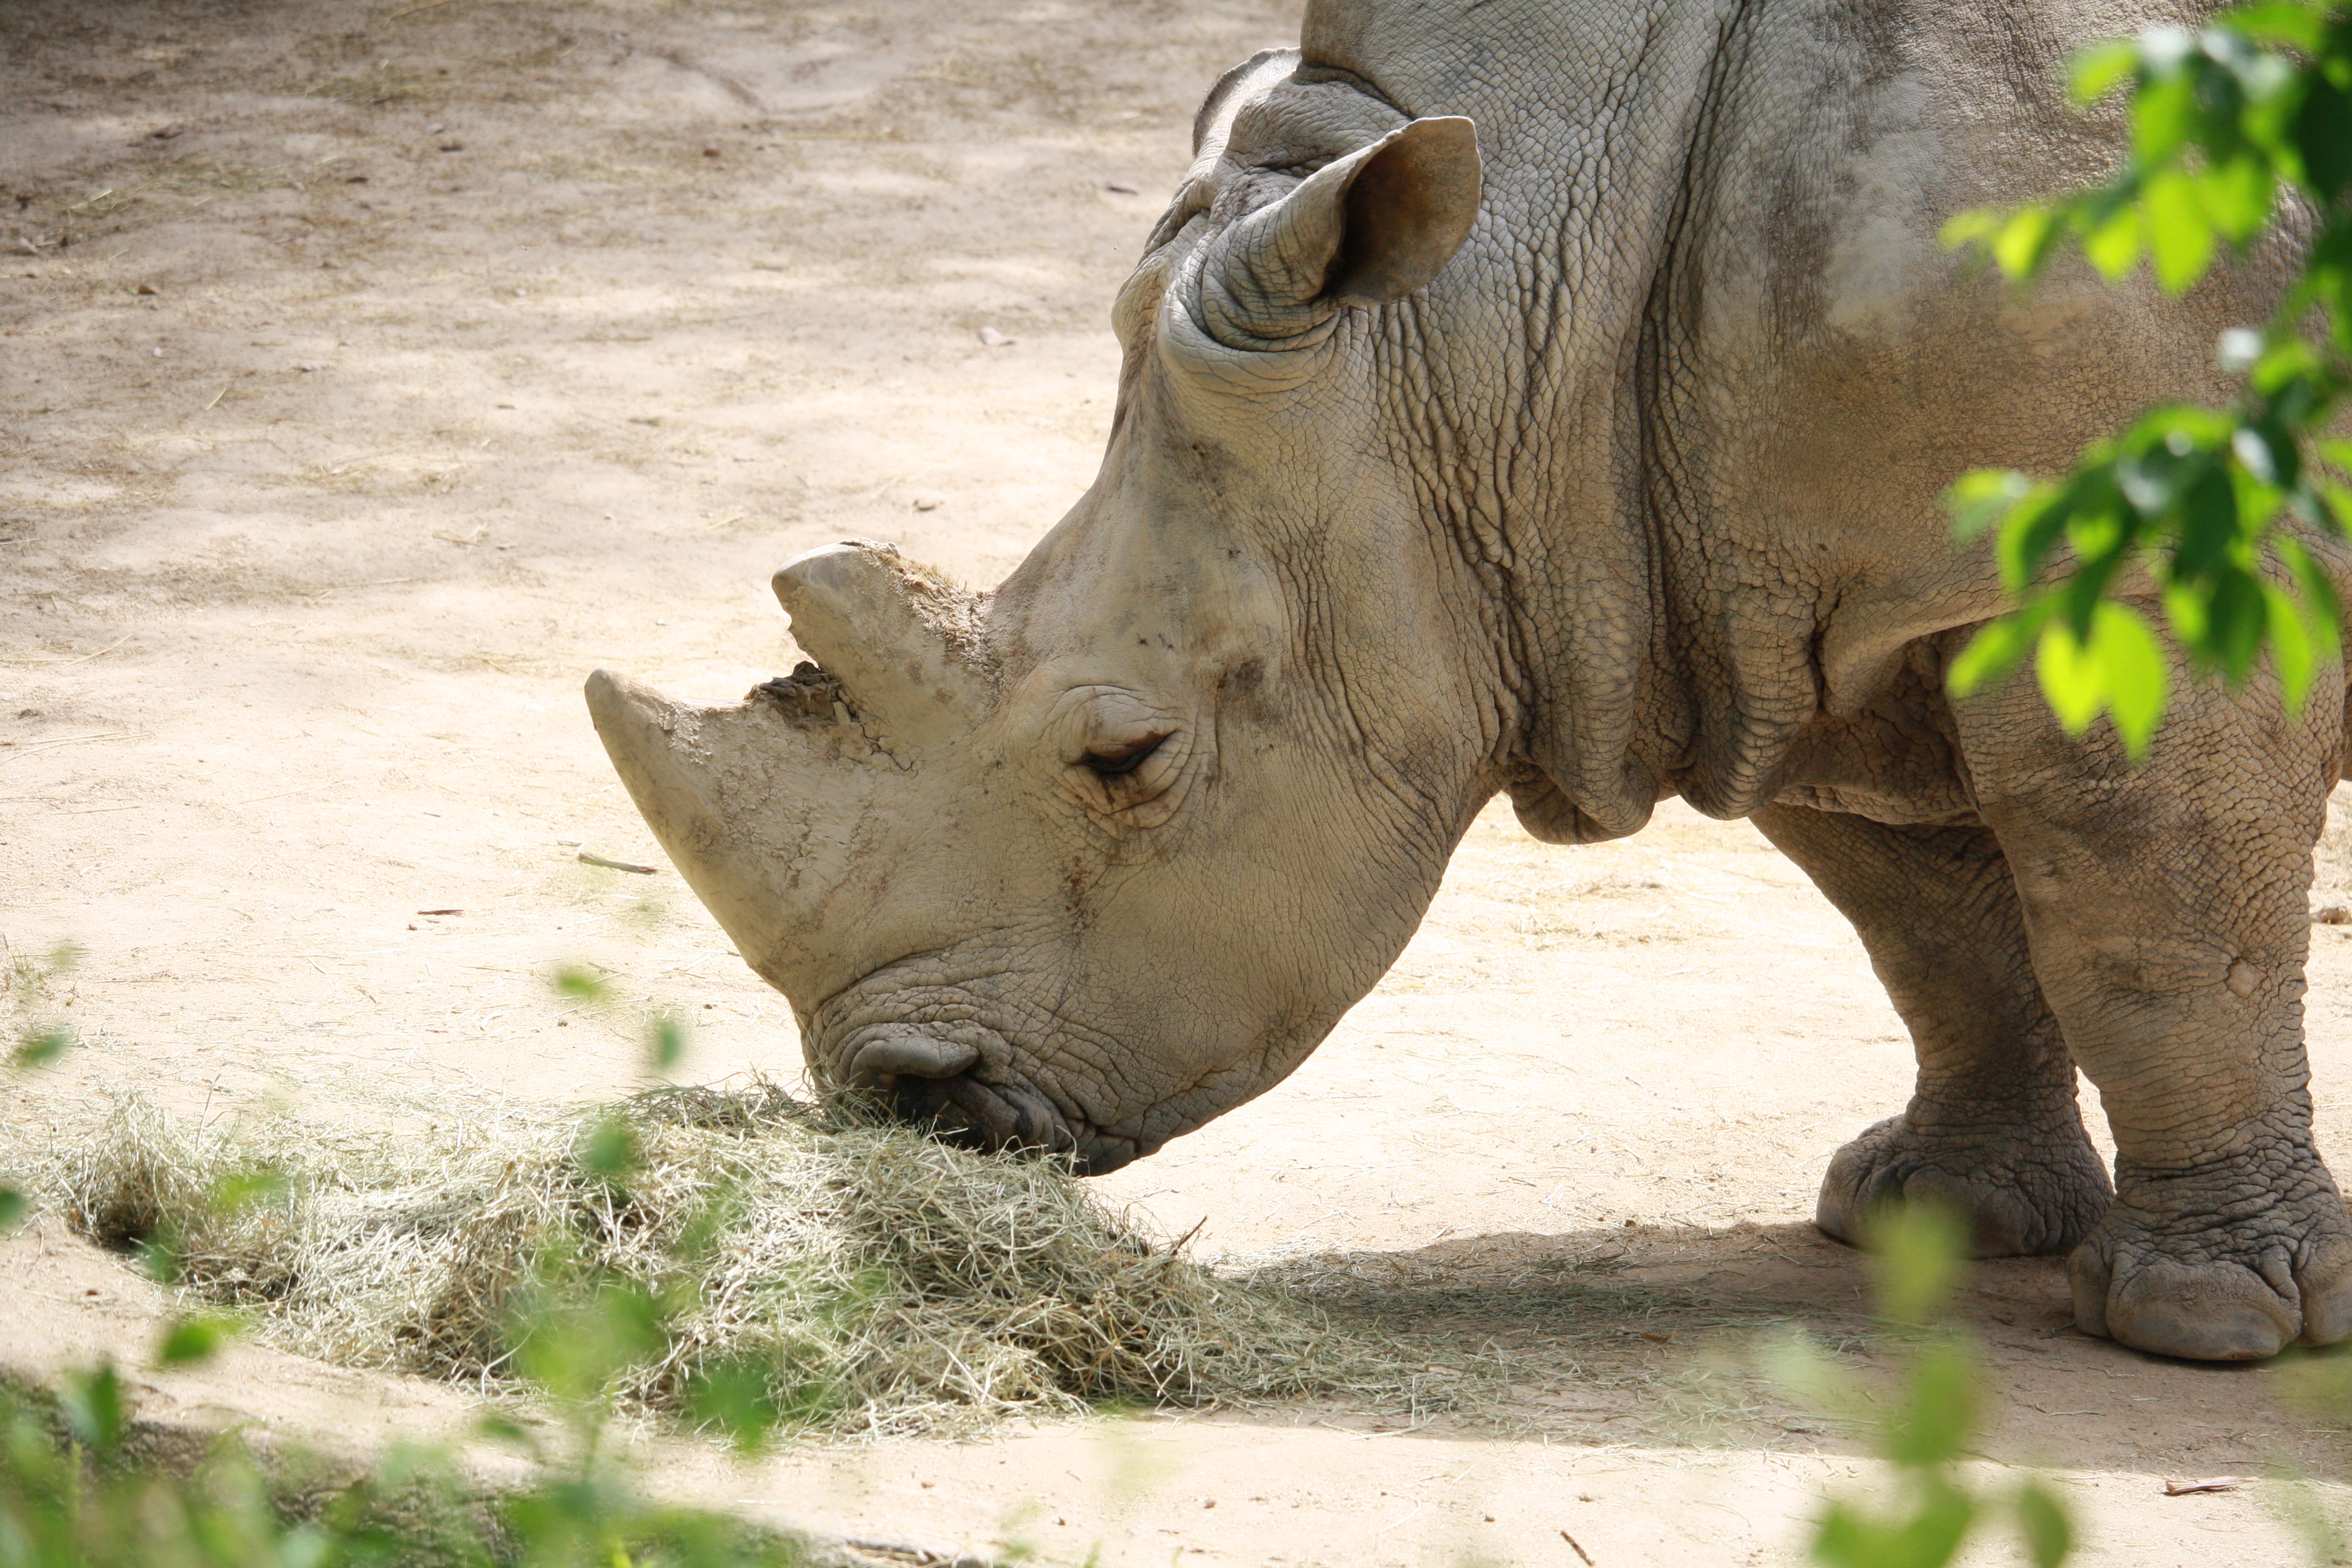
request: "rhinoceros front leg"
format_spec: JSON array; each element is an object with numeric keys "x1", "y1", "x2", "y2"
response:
[
  {"x1": 1955, "y1": 667, "x2": 2352, "y2": 1360},
  {"x1": 1752, "y1": 804, "x2": 2111, "y2": 1256}
]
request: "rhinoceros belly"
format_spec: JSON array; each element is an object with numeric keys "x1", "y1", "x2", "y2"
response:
[{"x1": 1762, "y1": 641, "x2": 1979, "y2": 827}]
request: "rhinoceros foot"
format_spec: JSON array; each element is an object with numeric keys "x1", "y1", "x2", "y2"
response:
[
  {"x1": 2068, "y1": 1138, "x2": 2352, "y2": 1361},
  {"x1": 1815, "y1": 1112, "x2": 2112, "y2": 1259}
]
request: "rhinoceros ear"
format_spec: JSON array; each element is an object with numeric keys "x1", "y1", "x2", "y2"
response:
[
  {"x1": 1195, "y1": 115, "x2": 1479, "y2": 348},
  {"x1": 772, "y1": 540, "x2": 988, "y2": 745}
]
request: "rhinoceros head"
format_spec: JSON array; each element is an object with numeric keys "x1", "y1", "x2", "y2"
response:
[{"x1": 587, "y1": 51, "x2": 1497, "y2": 1172}]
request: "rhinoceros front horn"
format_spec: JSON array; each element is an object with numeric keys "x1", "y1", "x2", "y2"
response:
[
  {"x1": 582, "y1": 540, "x2": 991, "y2": 1010},
  {"x1": 772, "y1": 540, "x2": 988, "y2": 745},
  {"x1": 582, "y1": 665, "x2": 850, "y2": 998}
]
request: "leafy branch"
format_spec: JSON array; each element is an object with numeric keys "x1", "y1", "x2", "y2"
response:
[
  {"x1": 1941, "y1": 0, "x2": 2352, "y2": 755},
  {"x1": 1774, "y1": 1207, "x2": 2074, "y2": 1568}
]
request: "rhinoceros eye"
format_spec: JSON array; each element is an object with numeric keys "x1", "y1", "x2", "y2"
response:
[{"x1": 1079, "y1": 733, "x2": 1169, "y2": 779}]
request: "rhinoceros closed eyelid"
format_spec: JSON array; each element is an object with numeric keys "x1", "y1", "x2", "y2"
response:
[{"x1": 1080, "y1": 733, "x2": 1169, "y2": 779}]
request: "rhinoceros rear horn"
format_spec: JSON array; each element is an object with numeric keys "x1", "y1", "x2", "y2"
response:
[
  {"x1": 772, "y1": 540, "x2": 988, "y2": 744},
  {"x1": 1198, "y1": 115, "x2": 1480, "y2": 348}
]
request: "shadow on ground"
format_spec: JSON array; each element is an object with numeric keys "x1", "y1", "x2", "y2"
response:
[{"x1": 1232, "y1": 1220, "x2": 2351, "y2": 1483}]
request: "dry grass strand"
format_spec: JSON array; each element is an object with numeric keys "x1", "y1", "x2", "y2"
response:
[{"x1": 16, "y1": 1084, "x2": 1448, "y2": 1439}]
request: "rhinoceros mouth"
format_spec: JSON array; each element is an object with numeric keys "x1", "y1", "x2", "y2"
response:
[
  {"x1": 884, "y1": 1070, "x2": 1077, "y2": 1157},
  {"x1": 853, "y1": 1058, "x2": 1140, "y2": 1175},
  {"x1": 818, "y1": 998, "x2": 1142, "y2": 1174}
]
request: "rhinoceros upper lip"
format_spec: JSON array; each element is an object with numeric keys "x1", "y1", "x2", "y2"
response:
[{"x1": 847, "y1": 1030, "x2": 980, "y2": 1083}]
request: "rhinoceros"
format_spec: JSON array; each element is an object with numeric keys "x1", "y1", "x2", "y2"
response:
[{"x1": 585, "y1": 0, "x2": 2352, "y2": 1362}]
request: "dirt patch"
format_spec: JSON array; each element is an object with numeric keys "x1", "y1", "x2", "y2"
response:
[{"x1": 8, "y1": 1, "x2": 2352, "y2": 1564}]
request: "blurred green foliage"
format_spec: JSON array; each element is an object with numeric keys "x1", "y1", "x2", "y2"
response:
[
  {"x1": 2, "y1": 944, "x2": 82, "y2": 1236},
  {"x1": 1776, "y1": 1206, "x2": 2074, "y2": 1568},
  {"x1": 0, "y1": 995, "x2": 817, "y2": 1567},
  {"x1": 1942, "y1": 0, "x2": 2352, "y2": 755}
]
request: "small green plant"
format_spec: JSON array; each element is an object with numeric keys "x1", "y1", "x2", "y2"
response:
[
  {"x1": 1774, "y1": 1206, "x2": 2075, "y2": 1568},
  {"x1": 1, "y1": 942, "x2": 82, "y2": 1235},
  {"x1": 2261, "y1": 1350, "x2": 2352, "y2": 1562},
  {"x1": 0, "y1": 1001, "x2": 820, "y2": 1567},
  {"x1": 1944, "y1": 0, "x2": 2352, "y2": 756}
]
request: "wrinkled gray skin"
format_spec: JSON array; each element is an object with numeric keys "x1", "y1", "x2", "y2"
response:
[{"x1": 587, "y1": 0, "x2": 2352, "y2": 1361}]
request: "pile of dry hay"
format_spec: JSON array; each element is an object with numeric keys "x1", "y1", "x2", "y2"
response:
[{"x1": 13, "y1": 1085, "x2": 1455, "y2": 1438}]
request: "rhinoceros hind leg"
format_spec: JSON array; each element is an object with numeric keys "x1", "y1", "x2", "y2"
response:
[
  {"x1": 2066, "y1": 1160, "x2": 2352, "y2": 1359},
  {"x1": 1955, "y1": 651, "x2": 2351, "y2": 1359},
  {"x1": 1753, "y1": 804, "x2": 2112, "y2": 1258}
]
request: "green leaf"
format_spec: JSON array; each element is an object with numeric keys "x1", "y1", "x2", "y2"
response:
[
  {"x1": 2132, "y1": 65, "x2": 2203, "y2": 166},
  {"x1": 2281, "y1": 535, "x2": 2347, "y2": 645},
  {"x1": 139, "y1": 1230, "x2": 186, "y2": 1287},
  {"x1": 1993, "y1": 206, "x2": 2059, "y2": 279},
  {"x1": 209, "y1": 1164, "x2": 289, "y2": 1217},
  {"x1": 2252, "y1": 330, "x2": 2326, "y2": 397},
  {"x1": 578, "y1": 1114, "x2": 640, "y2": 1182},
  {"x1": 2324, "y1": 480, "x2": 2352, "y2": 537},
  {"x1": 1763, "y1": 1328, "x2": 1867, "y2": 1416},
  {"x1": 2197, "y1": 152, "x2": 2277, "y2": 245},
  {"x1": 1948, "y1": 610, "x2": 2044, "y2": 697},
  {"x1": 510, "y1": 1277, "x2": 672, "y2": 1405},
  {"x1": 2294, "y1": 76, "x2": 2352, "y2": 201},
  {"x1": 1887, "y1": 1344, "x2": 1982, "y2": 1468},
  {"x1": 594, "y1": 1281, "x2": 670, "y2": 1364},
  {"x1": 278, "y1": 1527, "x2": 335, "y2": 1568},
  {"x1": 2094, "y1": 601, "x2": 2172, "y2": 756},
  {"x1": 1945, "y1": 469, "x2": 2031, "y2": 541},
  {"x1": 2082, "y1": 202, "x2": 2144, "y2": 280},
  {"x1": 650, "y1": 1014, "x2": 687, "y2": 1072},
  {"x1": 2061, "y1": 498, "x2": 2128, "y2": 565},
  {"x1": 1897, "y1": 1481, "x2": 1979, "y2": 1568},
  {"x1": 1939, "y1": 207, "x2": 2004, "y2": 253},
  {"x1": 57, "y1": 1360, "x2": 128, "y2": 1457},
  {"x1": 2144, "y1": 165, "x2": 2220, "y2": 292},
  {"x1": 1871, "y1": 1204, "x2": 1972, "y2": 1326},
  {"x1": 10, "y1": 1029, "x2": 69, "y2": 1070},
  {"x1": 672, "y1": 1185, "x2": 744, "y2": 1269},
  {"x1": 155, "y1": 1312, "x2": 240, "y2": 1368},
  {"x1": 552, "y1": 965, "x2": 610, "y2": 1003},
  {"x1": 2267, "y1": 580, "x2": 2325, "y2": 714},
  {"x1": 475, "y1": 1412, "x2": 546, "y2": 1455},
  {"x1": 685, "y1": 1356, "x2": 785, "y2": 1453},
  {"x1": 2036, "y1": 619, "x2": 2107, "y2": 733},
  {"x1": 2071, "y1": 37, "x2": 2145, "y2": 105},
  {"x1": 1994, "y1": 486, "x2": 2072, "y2": 594},
  {"x1": 2206, "y1": 564, "x2": 2274, "y2": 681},
  {"x1": 1810, "y1": 1500, "x2": 1877, "y2": 1568},
  {"x1": 0, "y1": 1186, "x2": 22, "y2": 1232},
  {"x1": 2161, "y1": 577, "x2": 2215, "y2": 653},
  {"x1": 2014, "y1": 1480, "x2": 2075, "y2": 1568},
  {"x1": 2220, "y1": 1, "x2": 2327, "y2": 54}
]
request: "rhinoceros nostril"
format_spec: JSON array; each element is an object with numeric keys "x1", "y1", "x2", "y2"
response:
[{"x1": 849, "y1": 1031, "x2": 980, "y2": 1083}]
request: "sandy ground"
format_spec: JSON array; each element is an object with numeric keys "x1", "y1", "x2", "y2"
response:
[{"x1": 10, "y1": 2, "x2": 2352, "y2": 1563}]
